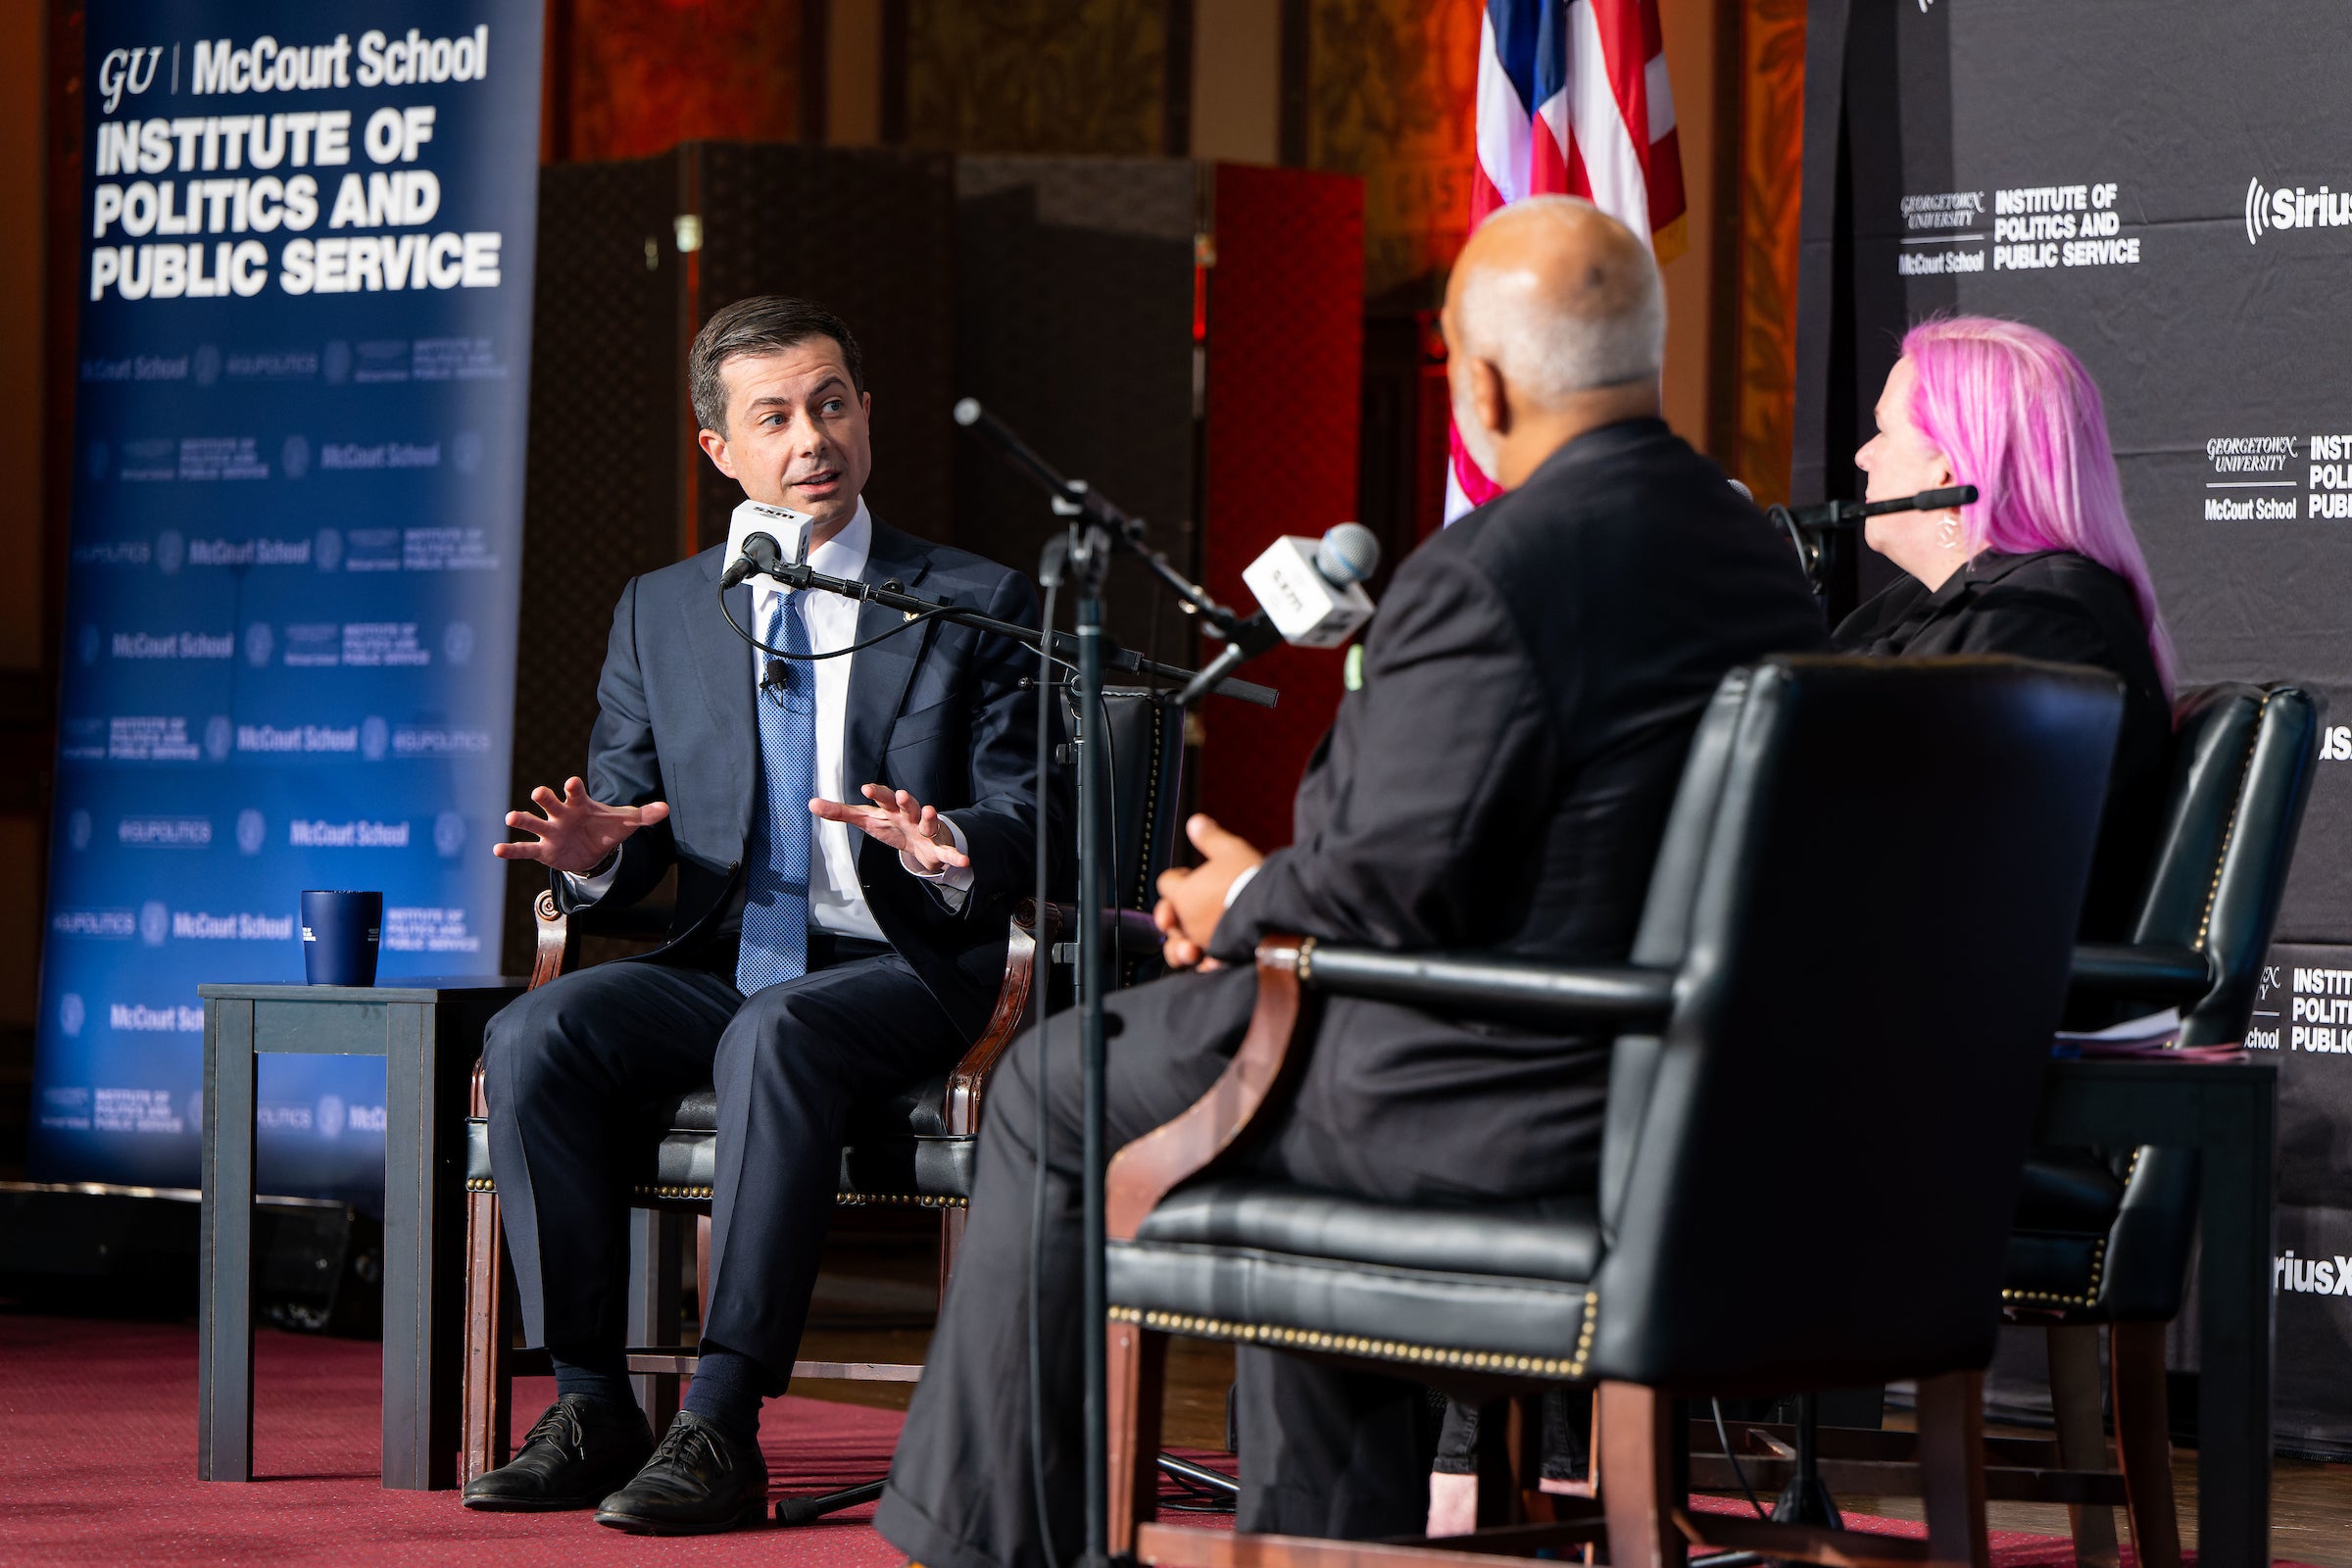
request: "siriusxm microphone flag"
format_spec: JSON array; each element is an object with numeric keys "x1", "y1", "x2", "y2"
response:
[{"x1": 33, "y1": 1, "x2": 542, "y2": 1204}]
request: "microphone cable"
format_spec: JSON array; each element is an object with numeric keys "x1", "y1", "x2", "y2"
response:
[
  {"x1": 714, "y1": 582, "x2": 1082, "y2": 667},
  {"x1": 1711, "y1": 1397, "x2": 1771, "y2": 1519},
  {"x1": 1027, "y1": 570, "x2": 1062, "y2": 1567},
  {"x1": 718, "y1": 586, "x2": 970, "y2": 663}
]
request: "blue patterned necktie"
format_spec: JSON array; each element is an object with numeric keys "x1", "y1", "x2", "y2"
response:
[{"x1": 736, "y1": 591, "x2": 817, "y2": 994}]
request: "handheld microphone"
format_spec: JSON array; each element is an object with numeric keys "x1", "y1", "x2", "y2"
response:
[
  {"x1": 1176, "y1": 523, "x2": 1382, "y2": 706},
  {"x1": 720, "y1": 499, "x2": 814, "y2": 588}
]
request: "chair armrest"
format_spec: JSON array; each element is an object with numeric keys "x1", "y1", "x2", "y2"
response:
[
  {"x1": 1037, "y1": 901, "x2": 1165, "y2": 955},
  {"x1": 1293, "y1": 943, "x2": 1676, "y2": 1030},
  {"x1": 1105, "y1": 935, "x2": 1313, "y2": 1240},
  {"x1": 944, "y1": 901, "x2": 1061, "y2": 1137},
  {"x1": 2070, "y1": 942, "x2": 2213, "y2": 1001},
  {"x1": 528, "y1": 891, "x2": 577, "y2": 990}
]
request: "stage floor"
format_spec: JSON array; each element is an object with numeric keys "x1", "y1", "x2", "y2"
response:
[{"x1": 1, "y1": 1299, "x2": 2346, "y2": 1567}]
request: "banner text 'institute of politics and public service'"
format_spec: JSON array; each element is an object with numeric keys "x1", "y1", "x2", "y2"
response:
[{"x1": 33, "y1": 2, "x2": 542, "y2": 1206}]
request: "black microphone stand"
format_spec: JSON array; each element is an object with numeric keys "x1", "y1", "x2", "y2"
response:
[
  {"x1": 957, "y1": 408, "x2": 1261, "y2": 1568},
  {"x1": 743, "y1": 408, "x2": 1276, "y2": 1568},
  {"x1": 1745, "y1": 482, "x2": 1981, "y2": 1544}
]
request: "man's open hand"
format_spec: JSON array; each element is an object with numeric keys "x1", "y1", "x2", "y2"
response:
[
  {"x1": 812, "y1": 785, "x2": 971, "y2": 876},
  {"x1": 493, "y1": 777, "x2": 669, "y2": 875},
  {"x1": 1152, "y1": 814, "x2": 1264, "y2": 970}
]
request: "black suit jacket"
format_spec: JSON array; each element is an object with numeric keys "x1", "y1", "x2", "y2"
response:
[
  {"x1": 1831, "y1": 549, "x2": 2172, "y2": 940},
  {"x1": 563, "y1": 517, "x2": 1052, "y2": 1039},
  {"x1": 1195, "y1": 417, "x2": 1830, "y2": 1191}
]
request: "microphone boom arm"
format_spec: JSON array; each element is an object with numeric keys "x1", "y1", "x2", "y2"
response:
[
  {"x1": 955, "y1": 398, "x2": 1250, "y2": 641},
  {"x1": 733, "y1": 556, "x2": 1280, "y2": 708}
]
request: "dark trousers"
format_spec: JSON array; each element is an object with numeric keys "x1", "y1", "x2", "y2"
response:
[
  {"x1": 483, "y1": 941, "x2": 964, "y2": 1382},
  {"x1": 878, "y1": 964, "x2": 1549, "y2": 1568}
]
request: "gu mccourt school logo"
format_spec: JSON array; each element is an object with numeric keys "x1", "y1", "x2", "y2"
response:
[{"x1": 2245, "y1": 177, "x2": 2352, "y2": 244}]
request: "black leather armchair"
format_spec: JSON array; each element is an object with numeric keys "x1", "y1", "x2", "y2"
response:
[
  {"x1": 1102, "y1": 656, "x2": 2126, "y2": 1568},
  {"x1": 459, "y1": 687, "x2": 1187, "y2": 1507},
  {"x1": 2001, "y1": 682, "x2": 2312, "y2": 1566},
  {"x1": 1696, "y1": 680, "x2": 2319, "y2": 1568}
]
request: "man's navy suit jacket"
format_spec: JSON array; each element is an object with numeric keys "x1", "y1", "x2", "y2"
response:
[{"x1": 558, "y1": 516, "x2": 1052, "y2": 1040}]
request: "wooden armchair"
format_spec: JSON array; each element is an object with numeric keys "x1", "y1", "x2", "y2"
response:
[
  {"x1": 460, "y1": 688, "x2": 1186, "y2": 1520},
  {"x1": 1101, "y1": 657, "x2": 2125, "y2": 1568}
]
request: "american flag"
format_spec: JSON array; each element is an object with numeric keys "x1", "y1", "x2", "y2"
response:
[{"x1": 1448, "y1": 0, "x2": 1690, "y2": 520}]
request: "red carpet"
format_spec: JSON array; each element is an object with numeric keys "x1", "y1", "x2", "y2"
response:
[
  {"x1": 0, "y1": 1313, "x2": 2291, "y2": 1567},
  {"x1": 0, "y1": 1312, "x2": 903, "y2": 1567}
]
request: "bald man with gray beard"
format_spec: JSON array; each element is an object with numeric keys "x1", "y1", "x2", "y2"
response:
[{"x1": 875, "y1": 198, "x2": 1828, "y2": 1568}]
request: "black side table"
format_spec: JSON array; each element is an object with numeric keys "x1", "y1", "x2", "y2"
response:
[
  {"x1": 198, "y1": 978, "x2": 524, "y2": 1490},
  {"x1": 2036, "y1": 1056, "x2": 2278, "y2": 1568}
]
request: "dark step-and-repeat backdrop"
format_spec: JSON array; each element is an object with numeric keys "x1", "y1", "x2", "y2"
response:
[
  {"x1": 1800, "y1": 2, "x2": 2352, "y2": 1453},
  {"x1": 31, "y1": 0, "x2": 541, "y2": 1206}
]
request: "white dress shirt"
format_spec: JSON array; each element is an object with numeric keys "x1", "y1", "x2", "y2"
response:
[{"x1": 570, "y1": 497, "x2": 971, "y2": 943}]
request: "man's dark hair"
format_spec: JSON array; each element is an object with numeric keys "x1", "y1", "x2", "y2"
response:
[{"x1": 689, "y1": 296, "x2": 866, "y2": 436}]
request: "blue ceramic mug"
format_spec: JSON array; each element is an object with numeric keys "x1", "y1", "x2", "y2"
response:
[{"x1": 301, "y1": 890, "x2": 382, "y2": 986}]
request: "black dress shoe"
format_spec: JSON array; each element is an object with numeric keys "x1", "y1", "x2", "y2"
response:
[
  {"x1": 462, "y1": 1394, "x2": 656, "y2": 1511},
  {"x1": 593, "y1": 1411, "x2": 768, "y2": 1535}
]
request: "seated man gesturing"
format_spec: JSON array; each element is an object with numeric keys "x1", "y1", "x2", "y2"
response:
[
  {"x1": 466, "y1": 297, "x2": 1053, "y2": 1536},
  {"x1": 875, "y1": 199, "x2": 1829, "y2": 1565}
]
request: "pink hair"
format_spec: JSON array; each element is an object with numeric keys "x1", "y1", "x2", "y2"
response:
[{"x1": 1901, "y1": 316, "x2": 2177, "y2": 700}]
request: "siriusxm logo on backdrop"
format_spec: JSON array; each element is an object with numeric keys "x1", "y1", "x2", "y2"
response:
[
  {"x1": 2278, "y1": 1250, "x2": 2352, "y2": 1297},
  {"x1": 2245, "y1": 177, "x2": 2352, "y2": 243}
]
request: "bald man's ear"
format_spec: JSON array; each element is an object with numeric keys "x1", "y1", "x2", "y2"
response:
[{"x1": 1467, "y1": 357, "x2": 1510, "y2": 441}]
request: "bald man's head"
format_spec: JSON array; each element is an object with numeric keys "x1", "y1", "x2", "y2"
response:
[{"x1": 1446, "y1": 197, "x2": 1665, "y2": 409}]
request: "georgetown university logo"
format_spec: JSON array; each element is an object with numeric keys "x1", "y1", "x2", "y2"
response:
[{"x1": 2245, "y1": 176, "x2": 2352, "y2": 244}]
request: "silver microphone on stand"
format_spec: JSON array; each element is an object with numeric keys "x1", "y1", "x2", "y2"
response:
[{"x1": 1176, "y1": 523, "x2": 1381, "y2": 707}]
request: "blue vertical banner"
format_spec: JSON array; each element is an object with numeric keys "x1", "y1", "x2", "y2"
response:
[{"x1": 32, "y1": 2, "x2": 543, "y2": 1205}]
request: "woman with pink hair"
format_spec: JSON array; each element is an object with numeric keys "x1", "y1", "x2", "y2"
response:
[{"x1": 1836, "y1": 316, "x2": 2176, "y2": 937}]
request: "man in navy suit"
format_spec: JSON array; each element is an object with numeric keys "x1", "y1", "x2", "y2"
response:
[{"x1": 464, "y1": 297, "x2": 1049, "y2": 1534}]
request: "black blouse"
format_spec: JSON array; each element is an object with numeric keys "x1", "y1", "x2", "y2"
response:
[{"x1": 1832, "y1": 550, "x2": 2174, "y2": 941}]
